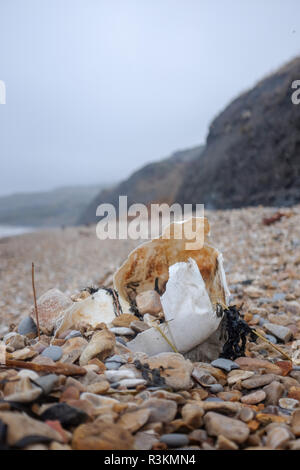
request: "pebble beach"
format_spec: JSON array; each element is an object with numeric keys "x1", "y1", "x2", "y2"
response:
[{"x1": 1, "y1": 205, "x2": 300, "y2": 450}]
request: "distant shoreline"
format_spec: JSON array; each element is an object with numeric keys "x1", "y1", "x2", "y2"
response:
[{"x1": 0, "y1": 225, "x2": 37, "y2": 238}]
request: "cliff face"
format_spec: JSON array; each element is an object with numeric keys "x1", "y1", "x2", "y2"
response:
[
  {"x1": 176, "y1": 57, "x2": 300, "y2": 209},
  {"x1": 78, "y1": 146, "x2": 203, "y2": 225}
]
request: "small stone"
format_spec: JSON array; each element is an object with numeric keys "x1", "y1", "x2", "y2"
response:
[
  {"x1": 188, "y1": 429, "x2": 208, "y2": 444},
  {"x1": 181, "y1": 403, "x2": 204, "y2": 428},
  {"x1": 9, "y1": 347, "x2": 37, "y2": 361},
  {"x1": 288, "y1": 386, "x2": 300, "y2": 401},
  {"x1": 105, "y1": 369, "x2": 136, "y2": 382},
  {"x1": 235, "y1": 357, "x2": 282, "y2": 375},
  {"x1": 109, "y1": 327, "x2": 135, "y2": 336},
  {"x1": 33, "y1": 374, "x2": 59, "y2": 395},
  {"x1": 112, "y1": 314, "x2": 137, "y2": 328},
  {"x1": 264, "y1": 323, "x2": 292, "y2": 343},
  {"x1": 285, "y1": 301, "x2": 300, "y2": 316},
  {"x1": 82, "y1": 391, "x2": 118, "y2": 406},
  {"x1": 241, "y1": 374, "x2": 276, "y2": 389},
  {"x1": 146, "y1": 353, "x2": 193, "y2": 391},
  {"x1": 208, "y1": 384, "x2": 224, "y2": 393},
  {"x1": 118, "y1": 408, "x2": 150, "y2": 433},
  {"x1": 239, "y1": 407, "x2": 254, "y2": 422},
  {"x1": 40, "y1": 403, "x2": 89, "y2": 428},
  {"x1": 65, "y1": 330, "x2": 82, "y2": 340},
  {"x1": 17, "y1": 370, "x2": 39, "y2": 380},
  {"x1": 4, "y1": 377, "x2": 42, "y2": 403},
  {"x1": 263, "y1": 381, "x2": 285, "y2": 406},
  {"x1": 204, "y1": 397, "x2": 224, "y2": 402},
  {"x1": 30, "y1": 288, "x2": 72, "y2": 334},
  {"x1": 5, "y1": 334, "x2": 26, "y2": 351},
  {"x1": 204, "y1": 412, "x2": 249, "y2": 443},
  {"x1": 279, "y1": 398, "x2": 299, "y2": 410},
  {"x1": 265, "y1": 334, "x2": 277, "y2": 344},
  {"x1": 116, "y1": 337, "x2": 127, "y2": 346},
  {"x1": 272, "y1": 293, "x2": 286, "y2": 302},
  {"x1": 117, "y1": 378, "x2": 146, "y2": 388},
  {"x1": 60, "y1": 386, "x2": 80, "y2": 402},
  {"x1": 141, "y1": 398, "x2": 177, "y2": 423},
  {"x1": 105, "y1": 354, "x2": 127, "y2": 364},
  {"x1": 134, "y1": 431, "x2": 159, "y2": 450},
  {"x1": 31, "y1": 355, "x2": 55, "y2": 366},
  {"x1": 276, "y1": 361, "x2": 293, "y2": 376},
  {"x1": 17, "y1": 316, "x2": 37, "y2": 336},
  {"x1": 211, "y1": 358, "x2": 239, "y2": 372},
  {"x1": 160, "y1": 433, "x2": 189, "y2": 447},
  {"x1": 193, "y1": 362, "x2": 227, "y2": 385},
  {"x1": 0, "y1": 411, "x2": 63, "y2": 446},
  {"x1": 289, "y1": 439, "x2": 300, "y2": 450},
  {"x1": 86, "y1": 380, "x2": 110, "y2": 394},
  {"x1": 105, "y1": 361, "x2": 121, "y2": 370},
  {"x1": 202, "y1": 401, "x2": 241, "y2": 416},
  {"x1": 266, "y1": 426, "x2": 291, "y2": 449},
  {"x1": 41, "y1": 346, "x2": 63, "y2": 362},
  {"x1": 130, "y1": 320, "x2": 150, "y2": 333},
  {"x1": 291, "y1": 409, "x2": 300, "y2": 436},
  {"x1": 49, "y1": 442, "x2": 72, "y2": 450},
  {"x1": 79, "y1": 329, "x2": 115, "y2": 365},
  {"x1": 241, "y1": 390, "x2": 266, "y2": 405},
  {"x1": 136, "y1": 290, "x2": 162, "y2": 316},
  {"x1": 227, "y1": 370, "x2": 254, "y2": 385},
  {"x1": 217, "y1": 434, "x2": 238, "y2": 450},
  {"x1": 192, "y1": 367, "x2": 217, "y2": 387},
  {"x1": 218, "y1": 391, "x2": 242, "y2": 402},
  {"x1": 72, "y1": 421, "x2": 135, "y2": 450},
  {"x1": 61, "y1": 337, "x2": 88, "y2": 364}
]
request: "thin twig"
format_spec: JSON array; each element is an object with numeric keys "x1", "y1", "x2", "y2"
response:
[
  {"x1": 252, "y1": 329, "x2": 292, "y2": 361},
  {"x1": 112, "y1": 289, "x2": 121, "y2": 317},
  {"x1": 31, "y1": 262, "x2": 40, "y2": 340}
]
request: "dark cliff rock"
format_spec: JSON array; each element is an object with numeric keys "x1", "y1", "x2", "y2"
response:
[{"x1": 176, "y1": 57, "x2": 300, "y2": 209}]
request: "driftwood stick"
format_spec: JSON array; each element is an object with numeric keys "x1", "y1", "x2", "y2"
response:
[
  {"x1": 31, "y1": 262, "x2": 41, "y2": 340},
  {"x1": 5, "y1": 359, "x2": 87, "y2": 376}
]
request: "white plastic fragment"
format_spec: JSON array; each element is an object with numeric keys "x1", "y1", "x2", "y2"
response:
[{"x1": 127, "y1": 258, "x2": 223, "y2": 356}]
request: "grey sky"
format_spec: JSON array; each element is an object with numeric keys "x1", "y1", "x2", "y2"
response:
[{"x1": 0, "y1": 0, "x2": 299, "y2": 196}]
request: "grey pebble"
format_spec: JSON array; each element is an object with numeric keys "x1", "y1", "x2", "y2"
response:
[
  {"x1": 18, "y1": 316, "x2": 37, "y2": 336},
  {"x1": 65, "y1": 330, "x2": 82, "y2": 340},
  {"x1": 41, "y1": 346, "x2": 62, "y2": 361},
  {"x1": 272, "y1": 293, "x2": 286, "y2": 302},
  {"x1": 265, "y1": 334, "x2": 277, "y2": 344},
  {"x1": 160, "y1": 434, "x2": 189, "y2": 447},
  {"x1": 116, "y1": 337, "x2": 127, "y2": 346},
  {"x1": 106, "y1": 354, "x2": 127, "y2": 364},
  {"x1": 105, "y1": 361, "x2": 121, "y2": 370},
  {"x1": 211, "y1": 358, "x2": 239, "y2": 372},
  {"x1": 33, "y1": 374, "x2": 58, "y2": 395},
  {"x1": 208, "y1": 384, "x2": 224, "y2": 393},
  {"x1": 259, "y1": 317, "x2": 266, "y2": 326}
]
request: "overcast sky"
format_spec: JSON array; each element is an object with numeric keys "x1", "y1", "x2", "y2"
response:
[{"x1": 0, "y1": 0, "x2": 300, "y2": 196}]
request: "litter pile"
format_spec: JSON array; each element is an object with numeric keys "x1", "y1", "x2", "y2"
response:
[{"x1": 1, "y1": 216, "x2": 300, "y2": 450}]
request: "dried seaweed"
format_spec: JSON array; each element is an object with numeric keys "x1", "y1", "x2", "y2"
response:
[
  {"x1": 220, "y1": 305, "x2": 257, "y2": 360},
  {"x1": 134, "y1": 359, "x2": 166, "y2": 387},
  {"x1": 85, "y1": 286, "x2": 100, "y2": 294}
]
